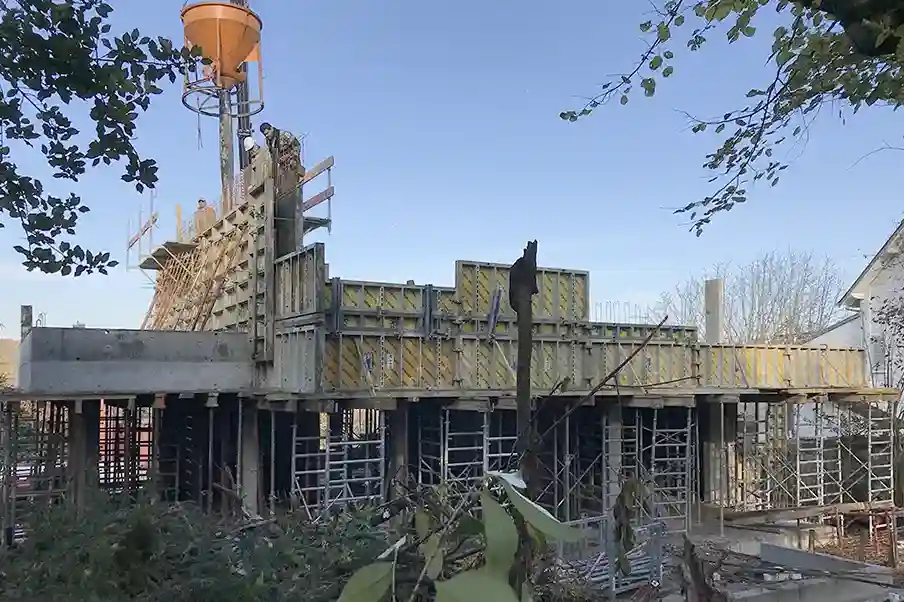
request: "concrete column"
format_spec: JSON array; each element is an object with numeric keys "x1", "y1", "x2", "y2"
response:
[
  {"x1": 20, "y1": 305, "x2": 32, "y2": 339},
  {"x1": 239, "y1": 399, "x2": 261, "y2": 515},
  {"x1": 704, "y1": 279, "x2": 724, "y2": 344},
  {"x1": 388, "y1": 400, "x2": 409, "y2": 487},
  {"x1": 67, "y1": 399, "x2": 100, "y2": 506}
]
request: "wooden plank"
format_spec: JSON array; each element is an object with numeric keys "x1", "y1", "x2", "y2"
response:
[
  {"x1": 302, "y1": 185, "x2": 334, "y2": 212},
  {"x1": 725, "y1": 500, "x2": 894, "y2": 525},
  {"x1": 302, "y1": 156, "x2": 334, "y2": 183}
]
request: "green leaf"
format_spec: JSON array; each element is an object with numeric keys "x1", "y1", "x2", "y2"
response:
[
  {"x1": 742, "y1": 26, "x2": 756, "y2": 37},
  {"x1": 435, "y1": 570, "x2": 518, "y2": 602},
  {"x1": 663, "y1": 66, "x2": 674, "y2": 77},
  {"x1": 337, "y1": 562, "x2": 394, "y2": 602},
  {"x1": 641, "y1": 78, "x2": 656, "y2": 97},
  {"x1": 415, "y1": 510, "x2": 431, "y2": 540},
  {"x1": 650, "y1": 55, "x2": 663, "y2": 70},
  {"x1": 496, "y1": 479, "x2": 583, "y2": 542},
  {"x1": 620, "y1": 95, "x2": 629, "y2": 105},
  {"x1": 419, "y1": 533, "x2": 444, "y2": 580},
  {"x1": 657, "y1": 23, "x2": 671, "y2": 42},
  {"x1": 480, "y1": 489, "x2": 518, "y2": 578}
]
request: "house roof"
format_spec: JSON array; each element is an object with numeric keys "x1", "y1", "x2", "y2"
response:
[
  {"x1": 806, "y1": 312, "x2": 860, "y2": 342},
  {"x1": 840, "y1": 219, "x2": 904, "y2": 308}
]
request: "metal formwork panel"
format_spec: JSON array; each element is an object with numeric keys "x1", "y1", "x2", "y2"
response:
[
  {"x1": 322, "y1": 334, "x2": 458, "y2": 391},
  {"x1": 580, "y1": 322, "x2": 698, "y2": 344},
  {"x1": 454, "y1": 260, "x2": 590, "y2": 321},
  {"x1": 580, "y1": 342, "x2": 694, "y2": 390},
  {"x1": 272, "y1": 326, "x2": 324, "y2": 393},
  {"x1": 322, "y1": 335, "x2": 697, "y2": 393},
  {"x1": 326, "y1": 279, "x2": 426, "y2": 314},
  {"x1": 433, "y1": 286, "x2": 458, "y2": 317},
  {"x1": 698, "y1": 345, "x2": 868, "y2": 389},
  {"x1": 274, "y1": 242, "x2": 325, "y2": 318},
  {"x1": 205, "y1": 204, "x2": 261, "y2": 333}
]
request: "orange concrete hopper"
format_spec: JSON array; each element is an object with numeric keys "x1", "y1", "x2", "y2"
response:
[{"x1": 181, "y1": 2, "x2": 262, "y2": 89}]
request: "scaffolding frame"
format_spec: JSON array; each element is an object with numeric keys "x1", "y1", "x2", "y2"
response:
[
  {"x1": 731, "y1": 397, "x2": 895, "y2": 515},
  {"x1": 291, "y1": 408, "x2": 386, "y2": 516},
  {"x1": 141, "y1": 212, "x2": 254, "y2": 331},
  {"x1": 415, "y1": 403, "x2": 694, "y2": 532},
  {"x1": 0, "y1": 400, "x2": 69, "y2": 544},
  {"x1": 98, "y1": 402, "x2": 154, "y2": 496},
  {"x1": 417, "y1": 407, "x2": 517, "y2": 493}
]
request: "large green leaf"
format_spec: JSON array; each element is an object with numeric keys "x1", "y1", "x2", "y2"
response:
[
  {"x1": 480, "y1": 488, "x2": 518, "y2": 578},
  {"x1": 435, "y1": 569, "x2": 519, "y2": 602},
  {"x1": 496, "y1": 478, "x2": 583, "y2": 543},
  {"x1": 337, "y1": 562, "x2": 394, "y2": 602},
  {"x1": 415, "y1": 510, "x2": 431, "y2": 540},
  {"x1": 419, "y1": 533, "x2": 444, "y2": 580}
]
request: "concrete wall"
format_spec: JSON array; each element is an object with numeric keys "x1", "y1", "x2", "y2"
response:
[
  {"x1": 0, "y1": 338, "x2": 18, "y2": 386},
  {"x1": 18, "y1": 328, "x2": 254, "y2": 395}
]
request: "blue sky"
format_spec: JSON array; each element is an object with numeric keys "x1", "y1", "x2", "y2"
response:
[{"x1": 1, "y1": 1, "x2": 902, "y2": 334}]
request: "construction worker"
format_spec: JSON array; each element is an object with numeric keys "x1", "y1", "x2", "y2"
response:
[
  {"x1": 193, "y1": 198, "x2": 216, "y2": 235},
  {"x1": 260, "y1": 122, "x2": 305, "y2": 190}
]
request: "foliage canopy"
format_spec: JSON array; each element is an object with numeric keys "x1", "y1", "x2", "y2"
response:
[
  {"x1": 561, "y1": 0, "x2": 904, "y2": 234},
  {"x1": 0, "y1": 0, "x2": 200, "y2": 275}
]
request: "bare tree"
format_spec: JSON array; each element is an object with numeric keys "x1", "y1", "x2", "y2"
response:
[{"x1": 651, "y1": 250, "x2": 845, "y2": 344}]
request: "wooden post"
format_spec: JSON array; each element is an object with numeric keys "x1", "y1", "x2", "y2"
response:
[{"x1": 510, "y1": 240, "x2": 538, "y2": 495}]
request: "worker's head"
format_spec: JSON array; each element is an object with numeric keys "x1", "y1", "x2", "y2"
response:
[
  {"x1": 197, "y1": 198, "x2": 206, "y2": 209},
  {"x1": 260, "y1": 122, "x2": 274, "y2": 137}
]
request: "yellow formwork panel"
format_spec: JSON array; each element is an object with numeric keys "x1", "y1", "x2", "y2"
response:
[
  {"x1": 323, "y1": 335, "x2": 697, "y2": 392},
  {"x1": 434, "y1": 287, "x2": 458, "y2": 316},
  {"x1": 697, "y1": 345, "x2": 868, "y2": 389},
  {"x1": 325, "y1": 280, "x2": 425, "y2": 313},
  {"x1": 455, "y1": 261, "x2": 590, "y2": 321},
  {"x1": 323, "y1": 334, "x2": 457, "y2": 391},
  {"x1": 320, "y1": 335, "x2": 870, "y2": 392},
  {"x1": 578, "y1": 341, "x2": 695, "y2": 389}
]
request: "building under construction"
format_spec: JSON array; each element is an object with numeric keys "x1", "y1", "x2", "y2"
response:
[{"x1": 0, "y1": 1, "x2": 898, "y2": 568}]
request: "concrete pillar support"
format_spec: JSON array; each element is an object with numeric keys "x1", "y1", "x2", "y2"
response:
[
  {"x1": 704, "y1": 278, "x2": 724, "y2": 344},
  {"x1": 388, "y1": 399, "x2": 410, "y2": 489},
  {"x1": 238, "y1": 398, "x2": 261, "y2": 515},
  {"x1": 68, "y1": 399, "x2": 100, "y2": 507}
]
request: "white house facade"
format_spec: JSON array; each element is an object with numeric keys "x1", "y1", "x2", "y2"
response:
[{"x1": 808, "y1": 220, "x2": 904, "y2": 389}]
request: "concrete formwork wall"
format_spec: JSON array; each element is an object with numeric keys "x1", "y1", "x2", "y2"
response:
[
  {"x1": 253, "y1": 243, "x2": 870, "y2": 394},
  {"x1": 160, "y1": 153, "x2": 871, "y2": 394}
]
